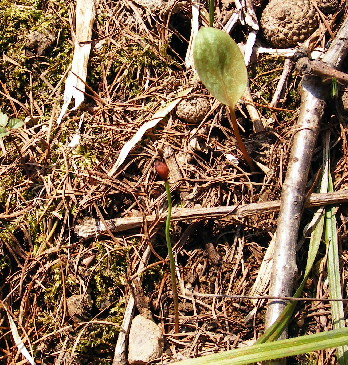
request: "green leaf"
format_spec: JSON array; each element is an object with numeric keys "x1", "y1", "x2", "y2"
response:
[
  {"x1": 193, "y1": 27, "x2": 248, "y2": 108},
  {"x1": 7, "y1": 118, "x2": 24, "y2": 129},
  {"x1": 0, "y1": 111, "x2": 9, "y2": 127},
  {"x1": 0, "y1": 127, "x2": 9, "y2": 138},
  {"x1": 0, "y1": 112, "x2": 24, "y2": 139}
]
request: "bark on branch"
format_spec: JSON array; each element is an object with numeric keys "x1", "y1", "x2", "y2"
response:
[
  {"x1": 74, "y1": 190, "x2": 348, "y2": 238},
  {"x1": 265, "y1": 16, "x2": 348, "y2": 339}
]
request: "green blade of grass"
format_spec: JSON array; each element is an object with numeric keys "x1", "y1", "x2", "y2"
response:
[
  {"x1": 322, "y1": 130, "x2": 348, "y2": 364},
  {"x1": 256, "y1": 209, "x2": 325, "y2": 344},
  {"x1": 165, "y1": 180, "x2": 179, "y2": 333},
  {"x1": 326, "y1": 172, "x2": 348, "y2": 364},
  {"x1": 173, "y1": 327, "x2": 348, "y2": 365},
  {"x1": 257, "y1": 130, "x2": 332, "y2": 345},
  {"x1": 208, "y1": 0, "x2": 215, "y2": 27}
]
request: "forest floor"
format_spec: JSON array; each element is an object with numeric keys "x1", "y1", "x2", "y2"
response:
[{"x1": 0, "y1": 0, "x2": 347, "y2": 364}]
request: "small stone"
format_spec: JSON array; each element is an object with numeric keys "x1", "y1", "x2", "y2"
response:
[
  {"x1": 82, "y1": 254, "x2": 96, "y2": 267},
  {"x1": 339, "y1": 89, "x2": 348, "y2": 115},
  {"x1": 128, "y1": 315, "x2": 163, "y2": 365},
  {"x1": 176, "y1": 97, "x2": 210, "y2": 123},
  {"x1": 261, "y1": 0, "x2": 318, "y2": 48},
  {"x1": 26, "y1": 30, "x2": 55, "y2": 55},
  {"x1": 66, "y1": 294, "x2": 93, "y2": 323},
  {"x1": 132, "y1": 0, "x2": 176, "y2": 13}
]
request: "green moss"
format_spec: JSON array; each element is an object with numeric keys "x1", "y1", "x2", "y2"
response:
[
  {"x1": 36, "y1": 242, "x2": 128, "y2": 362},
  {"x1": 142, "y1": 264, "x2": 164, "y2": 295},
  {"x1": 76, "y1": 307, "x2": 123, "y2": 358},
  {"x1": 0, "y1": 227, "x2": 13, "y2": 281},
  {"x1": 88, "y1": 40, "x2": 170, "y2": 98},
  {"x1": 249, "y1": 56, "x2": 301, "y2": 122},
  {"x1": 0, "y1": 0, "x2": 72, "y2": 114},
  {"x1": 91, "y1": 242, "x2": 127, "y2": 309},
  {"x1": 43, "y1": 262, "x2": 64, "y2": 304},
  {"x1": 0, "y1": 173, "x2": 22, "y2": 204}
]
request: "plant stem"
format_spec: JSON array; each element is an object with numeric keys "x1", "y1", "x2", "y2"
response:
[
  {"x1": 229, "y1": 107, "x2": 255, "y2": 171},
  {"x1": 165, "y1": 180, "x2": 179, "y2": 333},
  {"x1": 209, "y1": 0, "x2": 215, "y2": 27}
]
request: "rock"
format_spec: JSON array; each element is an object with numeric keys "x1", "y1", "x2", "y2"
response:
[
  {"x1": 339, "y1": 89, "x2": 348, "y2": 115},
  {"x1": 132, "y1": 0, "x2": 176, "y2": 13},
  {"x1": 176, "y1": 97, "x2": 210, "y2": 123},
  {"x1": 128, "y1": 315, "x2": 163, "y2": 364},
  {"x1": 261, "y1": 0, "x2": 318, "y2": 48},
  {"x1": 66, "y1": 294, "x2": 93, "y2": 323},
  {"x1": 26, "y1": 30, "x2": 55, "y2": 55}
]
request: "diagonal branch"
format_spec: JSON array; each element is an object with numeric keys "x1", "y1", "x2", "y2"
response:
[{"x1": 265, "y1": 16, "x2": 348, "y2": 340}]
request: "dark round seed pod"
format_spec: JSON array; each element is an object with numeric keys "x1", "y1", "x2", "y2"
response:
[{"x1": 154, "y1": 160, "x2": 169, "y2": 181}]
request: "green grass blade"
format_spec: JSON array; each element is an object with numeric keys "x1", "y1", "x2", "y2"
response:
[
  {"x1": 164, "y1": 180, "x2": 179, "y2": 333},
  {"x1": 257, "y1": 208, "x2": 325, "y2": 344},
  {"x1": 173, "y1": 327, "x2": 348, "y2": 365},
  {"x1": 326, "y1": 173, "x2": 348, "y2": 364},
  {"x1": 257, "y1": 131, "x2": 331, "y2": 344}
]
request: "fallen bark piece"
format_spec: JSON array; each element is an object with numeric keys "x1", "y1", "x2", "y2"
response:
[
  {"x1": 74, "y1": 190, "x2": 348, "y2": 238},
  {"x1": 57, "y1": 0, "x2": 95, "y2": 124},
  {"x1": 128, "y1": 315, "x2": 163, "y2": 365},
  {"x1": 113, "y1": 247, "x2": 151, "y2": 365},
  {"x1": 108, "y1": 88, "x2": 192, "y2": 176}
]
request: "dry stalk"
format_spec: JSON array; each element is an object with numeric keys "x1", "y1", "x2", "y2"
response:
[{"x1": 74, "y1": 190, "x2": 348, "y2": 238}]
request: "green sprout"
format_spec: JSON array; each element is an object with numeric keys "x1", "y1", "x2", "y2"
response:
[
  {"x1": 155, "y1": 160, "x2": 179, "y2": 333},
  {"x1": 331, "y1": 78, "x2": 338, "y2": 98},
  {"x1": 193, "y1": 27, "x2": 255, "y2": 171},
  {"x1": 0, "y1": 111, "x2": 24, "y2": 139}
]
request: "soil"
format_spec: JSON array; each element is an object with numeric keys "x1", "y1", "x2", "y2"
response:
[{"x1": 0, "y1": 0, "x2": 347, "y2": 364}]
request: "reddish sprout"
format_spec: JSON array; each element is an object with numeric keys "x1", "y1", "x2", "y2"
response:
[{"x1": 155, "y1": 160, "x2": 169, "y2": 181}]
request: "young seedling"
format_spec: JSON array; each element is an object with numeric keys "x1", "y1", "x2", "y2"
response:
[
  {"x1": 154, "y1": 160, "x2": 179, "y2": 333},
  {"x1": 193, "y1": 27, "x2": 255, "y2": 171},
  {"x1": 0, "y1": 111, "x2": 24, "y2": 139}
]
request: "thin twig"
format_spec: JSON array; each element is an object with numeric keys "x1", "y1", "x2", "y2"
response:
[
  {"x1": 190, "y1": 292, "x2": 348, "y2": 302},
  {"x1": 229, "y1": 107, "x2": 255, "y2": 171}
]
